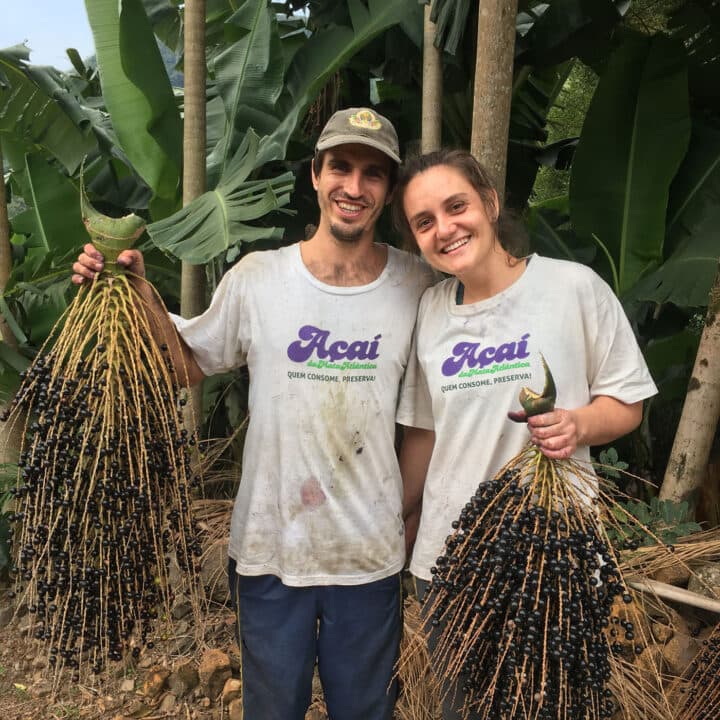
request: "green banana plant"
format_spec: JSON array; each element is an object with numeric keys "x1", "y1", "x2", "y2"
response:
[
  {"x1": 569, "y1": 31, "x2": 691, "y2": 297},
  {"x1": 628, "y1": 118, "x2": 720, "y2": 308},
  {"x1": 209, "y1": 0, "x2": 286, "y2": 179},
  {"x1": 105, "y1": 0, "x2": 415, "y2": 261},
  {"x1": 0, "y1": 45, "x2": 97, "y2": 174},
  {"x1": 256, "y1": 0, "x2": 418, "y2": 167},
  {"x1": 147, "y1": 130, "x2": 294, "y2": 264},
  {"x1": 85, "y1": 0, "x2": 184, "y2": 217},
  {"x1": 2, "y1": 156, "x2": 90, "y2": 345}
]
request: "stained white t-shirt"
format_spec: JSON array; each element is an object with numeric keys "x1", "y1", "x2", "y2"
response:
[
  {"x1": 396, "y1": 255, "x2": 657, "y2": 581},
  {"x1": 173, "y1": 243, "x2": 436, "y2": 586}
]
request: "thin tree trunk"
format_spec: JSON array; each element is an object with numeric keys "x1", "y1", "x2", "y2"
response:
[
  {"x1": 470, "y1": 0, "x2": 518, "y2": 198},
  {"x1": 421, "y1": 3, "x2": 443, "y2": 153},
  {"x1": 660, "y1": 260, "x2": 720, "y2": 515},
  {"x1": 182, "y1": 0, "x2": 207, "y2": 428}
]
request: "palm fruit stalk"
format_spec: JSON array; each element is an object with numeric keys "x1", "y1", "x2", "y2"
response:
[
  {"x1": 421, "y1": 358, "x2": 666, "y2": 720},
  {"x1": 1, "y1": 181, "x2": 203, "y2": 681},
  {"x1": 677, "y1": 621, "x2": 720, "y2": 719}
]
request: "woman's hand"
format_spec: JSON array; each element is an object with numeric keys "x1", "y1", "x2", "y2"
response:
[
  {"x1": 527, "y1": 409, "x2": 579, "y2": 459},
  {"x1": 522, "y1": 397, "x2": 643, "y2": 460}
]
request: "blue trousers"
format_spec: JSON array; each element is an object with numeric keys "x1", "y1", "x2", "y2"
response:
[{"x1": 229, "y1": 559, "x2": 401, "y2": 720}]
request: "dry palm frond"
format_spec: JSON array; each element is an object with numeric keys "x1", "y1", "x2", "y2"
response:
[
  {"x1": 192, "y1": 497, "x2": 233, "y2": 608},
  {"x1": 193, "y1": 498, "x2": 234, "y2": 542},
  {"x1": 395, "y1": 596, "x2": 441, "y2": 720},
  {"x1": 607, "y1": 651, "x2": 670, "y2": 718},
  {"x1": 302, "y1": 71, "x2": 342, "y2": 139},
  {"x1": 1, "y1": 192, "x2": 203, "y2": 684},
  {"x1": 620, "y1": 527, "x2": 720, "y2": 578},
  {"x1": 193, "y1": 424, "x2": 246, "y2": 491}
]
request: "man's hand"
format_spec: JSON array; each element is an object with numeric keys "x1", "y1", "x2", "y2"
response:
[{"x1": 72, "y1": 244, "x2": 146, "y2": 284}]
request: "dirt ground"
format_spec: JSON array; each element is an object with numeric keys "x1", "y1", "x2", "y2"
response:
[
  {"x1": 0, "y1": 582, "x2": 240, "y2": 720},
  {"x1": 0, "y1": 573, "x2": 366, "y2": 720},
  {"x1": 0, "y1": 578, "x2": 425, "y2": 720}
]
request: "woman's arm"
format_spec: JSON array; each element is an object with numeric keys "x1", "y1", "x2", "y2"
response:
[
  {"x1": 527, "y1": 396, "x2": 643, "y2": 460},
  {"x1": 399, "y1": 426, "x2": 435, "y2": 559}
]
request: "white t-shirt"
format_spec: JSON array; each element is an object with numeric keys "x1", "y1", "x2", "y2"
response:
[
  {"x1": 173, "y1": 243, "x2": 436, "y2": 586},
  {"x1": 396, "y1": 255, "x2": 657, "y2": 581}
]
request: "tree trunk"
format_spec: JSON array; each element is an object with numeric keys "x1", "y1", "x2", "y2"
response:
[
  {"x1": 182, "y1": 0, "x2": 207, "y2": 428},
  {"x1": 421, "y1": 3, "x2": 442, "y2": 153},
  {"x1": 470, "y1": 0, "x2": 518, "y2": 198},
  {"x1": 659, "y1": 260, "x2": 720, "y2": 515}
]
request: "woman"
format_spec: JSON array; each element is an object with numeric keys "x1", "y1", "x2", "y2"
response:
[{"x1": 393, "y1": 149, "x2": 657, "y2": 719}]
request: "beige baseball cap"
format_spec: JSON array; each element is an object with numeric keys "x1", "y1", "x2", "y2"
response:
[{"x1": 315, "y1": 107, "x2": 401, "y2": 164}]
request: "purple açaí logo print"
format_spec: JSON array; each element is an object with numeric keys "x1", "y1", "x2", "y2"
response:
[
  {"x1": 287, "y1": 325, "x2": 381, "y2": 369},
  {"x1": 441, "y1": 333, "x2": 531, "y2": 377}
]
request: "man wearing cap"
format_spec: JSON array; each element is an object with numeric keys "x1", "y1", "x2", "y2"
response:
[{"x1": 72, "y1": 107, "x2": 435, "y2": 720}]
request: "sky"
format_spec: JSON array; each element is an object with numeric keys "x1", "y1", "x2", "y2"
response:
[{"x1": 1, "y1": 0, "x2": 95, "y2": 70}]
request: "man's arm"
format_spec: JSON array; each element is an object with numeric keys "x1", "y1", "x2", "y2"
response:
[
  {"x1": 399, "y1": 426, "x2": 435, "y2": 560},
  {"x1": 527, "y1": 396, "x2": 643, "y2": 460},
  {"x1": 72, "y1": 244, "x2": 205, "y2": 387}
]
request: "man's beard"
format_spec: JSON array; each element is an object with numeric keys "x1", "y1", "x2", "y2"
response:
[{"x1": 329, "y1": 222, "x2": 364, "y2": 243}]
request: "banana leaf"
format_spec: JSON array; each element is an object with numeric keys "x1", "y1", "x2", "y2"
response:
[
  {"x1": 427, "y1": 0, "x2": 471, "y2": 56},
  {"x1": 205, "y1": 0, "x2": 248, "y2": 53},
  {"x1": 570, "y1": 31, "x2": 691, "y2": 297},
  {"x1": 277, "y1": 15, "x2": 311, "y2": 68},
  {"x1": 0, "y1": 45, "x2": 96, "y2": 174},
  {"x1": 17, "y1": 154, "x2": 87, "y2": 258},
  {"x1": 147, "y1": 130, "x2": 294, "y2": 264},
  {"x1": 628, "y1": 119, "x2": 720, "y2": 308},
  {"x1": 206, "y1": 0, "x2": 414, "y2": 177},
  {"x1": 3, "y1": 157, "x2": 85, "y2": 340},
  {"x1": 141, "y1": 0, "x2": 182, "y2": 54},
  {"x1": 525, "y1": 195, "x2": 595, "y2": 264},
  {"x1": 516, "y1": 0, "x2": 629, "y2": 67},
  {"x1": 85, "y1": 0, "x2": 182, "y2": 212},
  {"x1": 535, "y1": 137, "x2": 578, "y2": 170},
  {"x1": 208, "y1": 0, "x2": 286, "y2": 179},
  {"x1": 668, "y1": 0, "x2": 720, "y2": 113},
  {"x1": 8, "y1": 281, "x2": 70, "y2": 346},
  {"x1": 517, "y1": 3, "x2": 548, "y2": 37},
  {"x1": 511, "y1": 64, "x2": 573, "y2": 144},
  {"x1": 643, "y1": 329, "x2": 700, "y2": 399},
  {"x1": 507, "y1": 61, "x2": 574, "y2": 206}
]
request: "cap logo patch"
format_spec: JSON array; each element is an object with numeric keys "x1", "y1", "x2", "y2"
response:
[{"x1": 349, "y1": 110, "x2": 382, "y2": 131}]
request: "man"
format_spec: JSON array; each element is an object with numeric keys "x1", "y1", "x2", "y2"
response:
[{"x1": 73, "y1": 108, "x2": 435, "y2": 720}]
